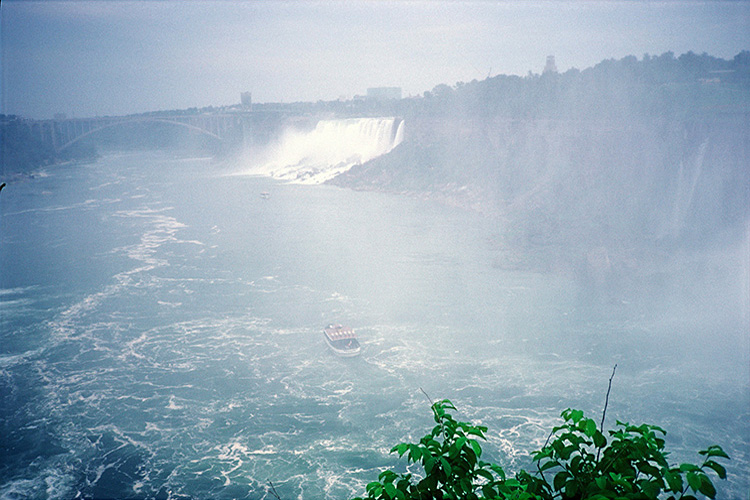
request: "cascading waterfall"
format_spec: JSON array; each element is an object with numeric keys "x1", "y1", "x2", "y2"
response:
[
  {"x1": 666, "y1": 138, "x2": 708, "y2": 238},
  {"x1": 250, "y1": 117, "x2": 404, "y2": 184}
]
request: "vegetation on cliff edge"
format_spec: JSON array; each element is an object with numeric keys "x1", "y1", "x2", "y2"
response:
[{"x1": 352, "y1": 385, "x2": 729, "y2": 500}]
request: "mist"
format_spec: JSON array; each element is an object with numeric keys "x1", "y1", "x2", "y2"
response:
[{"x1": 1, "y1": 2, "x2": 749, "y2": 499}]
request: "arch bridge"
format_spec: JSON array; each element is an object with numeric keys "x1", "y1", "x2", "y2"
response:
[{"x1": 26, "y1": 113, "x2": 255, "y2": 152}]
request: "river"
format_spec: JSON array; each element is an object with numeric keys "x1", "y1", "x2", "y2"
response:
[{"x1": 1, "y1": 151, "x2": 747, "y2": 499}]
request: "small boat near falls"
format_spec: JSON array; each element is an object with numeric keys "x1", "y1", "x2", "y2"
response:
[{"x1": 323, "y1": 324, "x2": 361, "y2": 357}]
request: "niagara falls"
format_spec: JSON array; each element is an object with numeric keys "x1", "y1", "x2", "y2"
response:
[
  {"x1": 1, "y1": 2, "x2": 749, "y2": 499},
  {"x1": 245, "y1": 117, "x2": 404, "y2": 184}
]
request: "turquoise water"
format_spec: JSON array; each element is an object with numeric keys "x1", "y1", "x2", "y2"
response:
[{"x1": 1, "y1": 152, "x2": 747, "y2": 499}]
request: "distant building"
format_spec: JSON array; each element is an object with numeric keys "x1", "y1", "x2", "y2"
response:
[
  {"x1": 366, "y1": 87, "x2": 402, "y2": 101},
  {"x1": 241, "y1": 92, "x2": 252, "y2": 109},
  {"x1": 543, "y1": 55, "x2": 558, "y2": 74}
]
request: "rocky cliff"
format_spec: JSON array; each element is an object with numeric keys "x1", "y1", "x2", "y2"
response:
[{"x1": 331, "y1": 53, "x2": 750, "y2": 255}]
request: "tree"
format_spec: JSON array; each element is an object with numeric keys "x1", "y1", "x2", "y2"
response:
[{"x1": 352, "y1": 399, "x2": 729, "y2": 500}]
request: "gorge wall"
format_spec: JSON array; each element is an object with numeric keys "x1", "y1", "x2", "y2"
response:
[
  {"x1": 332, "y1": 113, "x2": 749, "y2": 247},
  {"x1": 330, "y1": 53, "x2": 750, "y2": 262},
  {"x1": 328, "y1": 52, "x2": 750, "y2": 297}
]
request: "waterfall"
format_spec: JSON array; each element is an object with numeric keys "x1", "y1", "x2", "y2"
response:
[
  {"x1": 666, "y1": 139, "x2": 708, "y2": 238},
  {"x1": 250, "y1": 117, "x2": 404, "y2": 184}
]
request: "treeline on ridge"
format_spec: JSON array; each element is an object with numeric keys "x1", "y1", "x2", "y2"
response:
[{"x1": 405, "y1": 50, "x2": 750, "y2": 119}]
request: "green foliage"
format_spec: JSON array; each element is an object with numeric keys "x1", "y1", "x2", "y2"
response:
[{"x1": 352, "y1": 400, "x2": 729, "y2": 500}]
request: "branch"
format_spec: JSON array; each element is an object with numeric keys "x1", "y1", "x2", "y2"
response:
[
  {"x1": 419, "y1": 387, "x2": 435, "y2": 406},
  {"x1": 597, "y1": 364, "x2": 617, "y2": 462},
  {"x1": 267, "y1": 481, "x2": 282, "y2": 500},
  {"x1": 600, "y1": 364, "x2": 617, "y2": 432}
]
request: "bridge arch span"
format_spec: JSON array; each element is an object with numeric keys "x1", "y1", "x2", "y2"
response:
[{"x1": 57, "y1": 117, "x2": 225, "y2": 152}]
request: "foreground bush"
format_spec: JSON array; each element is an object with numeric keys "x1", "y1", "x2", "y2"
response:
[{"x1": 353, "y1": 399, "x2": 729, "y2": 500}]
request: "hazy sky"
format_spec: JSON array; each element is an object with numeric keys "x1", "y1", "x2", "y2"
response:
[{"x1": 2, "y1": 0, "x2": 748, "y2": 119}]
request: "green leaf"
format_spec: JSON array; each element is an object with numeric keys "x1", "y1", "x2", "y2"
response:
[
  {"x1": 636, "y1": 461, "x2": 660, "y2": 477},
  {"x1": 593, "y1": 430, "x2": 607, "y2": 448},
  {"x1": 441, "y1": 399, "x2": 456, "y2": 410},
  {"x1": 425, "y1": 438, "x2": 441, "y2": 453},
  {"x1": 456, "y1": 436, "x2": 467, "y2": 450},
  {"x1": 553, "y1": 471, "x2": 570, "y2": 492},
  {"x1": 470, "y1": 439, "x2": 482, "y2": 459},
  {"x1": 482, "y1": 484, "x2": 496, "y2": 498},
  {"x1": 650, "y1": 424, "x2": 667, "y2": 435},
  {"x1": 467, "y1": 427, "x2": 486, "y2": 439},
  {"x1": 687, "y1": 471, "x2": 702, "y2": 492},
  {"x1": 384, "y1": 483, "x2": 397, "y2": 499},
  {"x1": 665, "y1": 470, "x2": 683, "y2": 492},
  {"x1": 559, "y1": 444, "x2": 577, "y2": 460},
  {"x1": 703, "y1": 459, "x2": 727, "y2": 480},
  {"x1": 440, "y1": 457, "x2": 452, "y2": 477},
  {"x1": 391, "y1": 443, "x2": 408, "y2": 457},
  {"x1": 565, "y1": 479, "x2": 579, "y2": 497},
  {"x1": 505, "y1": 478, "x2": 521, "y2": 488},
  {"x1": 570, "y1": 409, "x2": 584, "y2": 422},
  {"x1": 490, "y1": 464, "x2": 507, "y2": 481},
  {"x1": 644, "y1": 479, "x2": 663, "y2": 498},
  {"x1": 408, "y1": 445, "x2": 422, "y2": 463},
  {"x1": 476, "y1": 468, "x2": 494, "y2": 482},
  {"x1": 701, "y1": 445, "x2": 730, "y2": 460},
  {"x1": 366, "y1": 482, "x2": 382, "y2": 495},
  {"x1": 713, "y1": 447, "x2": 730, "y2": 459},
  {"x1": 679, "y1": 463, "x2": 700, "y2": 473},
  {"x1": 654, "y1": 452, "x2": 669, "y2": 468},
  {"x1": 459, "y1": 477, "x2": 472, "y2": 495},
  {"x1": 698, "y1": 474, "x2": 717, "y2": 499},
  {"x1": 585, "y1": 418, "x2": 598, "y2": 437},
  {"x1": 539, "y1": 460, "x2": 559, "y2": 472},
  {"x1": 379, "y1": 470, "x2": 397, "y2": 483}
]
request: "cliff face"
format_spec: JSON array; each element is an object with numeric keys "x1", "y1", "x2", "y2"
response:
[
  {"x1": 333, "y1": 113, "x2": 748, "y2": 245},
  {"x1": 330, "y1": 110, "x2": 749, "y2": 300},
  {"x1": 331, "y1": 52, "x2": 750, "y2": 256}
]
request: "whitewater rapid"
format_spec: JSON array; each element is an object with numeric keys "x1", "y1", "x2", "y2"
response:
[
  {"x1": 1, "y1": 152, "x2": 747, "y2": 499},
  {"x1": 245, "y1": 117, "x2": 404, "y2": 184}
]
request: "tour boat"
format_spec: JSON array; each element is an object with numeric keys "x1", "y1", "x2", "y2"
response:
[{"x1": 323, "y1": 324, "x2": 361, "y2": 357}]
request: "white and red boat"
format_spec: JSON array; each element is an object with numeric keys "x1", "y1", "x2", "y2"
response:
[{"x1": 323, "y1": 324, "x2": 361, "y2": 357}]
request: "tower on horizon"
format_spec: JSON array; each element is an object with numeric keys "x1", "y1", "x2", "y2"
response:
[
  {"x1": 543, "y1": 55, "x2": 558, "y2": 74},
  {"x1": 241, "y1": 91, "x2": 252, "y2": 109}
]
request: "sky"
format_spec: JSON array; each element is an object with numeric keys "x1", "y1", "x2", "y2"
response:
[{"x1": 1, "y1": 0, "x2": 749, "y2": 119}]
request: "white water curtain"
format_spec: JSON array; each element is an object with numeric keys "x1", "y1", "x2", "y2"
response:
[{"x1": 254, "y1": 117, "x2": 404, "y2": 184}]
